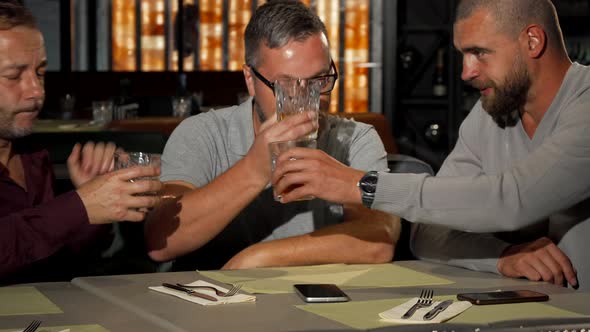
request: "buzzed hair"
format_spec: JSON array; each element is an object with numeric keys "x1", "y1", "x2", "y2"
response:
[
  {"x1": 0, "y1": 1, "x2": 37, "y2": 30},
  {"x1": 456, "y1": 0, "x2": 564, "y2": 48},
  {"x1": 244, "y1": 0, "x2": 328, "y2": 68}
]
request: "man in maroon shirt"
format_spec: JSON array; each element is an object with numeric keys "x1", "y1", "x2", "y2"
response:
[{"x1": 0, "y1": 1, "x2": 162, "y2": 283}]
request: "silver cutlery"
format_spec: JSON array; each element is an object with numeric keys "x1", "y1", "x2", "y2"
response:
[
  {"x1": 423, "y1": 299, "x2": 453, "y2": 320},
  {"x1": 176, "y1": 283, "x2": 242, "y2": 297},
  {"x1": 401, "y1": 289, "x2": 433, "y2": 319},
  {"x1": 22, "y1": 320, "x2": 41, "y2": 332},
  {"x1": 161, "y1": 283, "x2": 218, "y2": 302}
]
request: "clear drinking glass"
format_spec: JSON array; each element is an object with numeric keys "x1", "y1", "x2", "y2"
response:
[
  {"x1": 114, "y1": 151, "x2": 161, "y2": 179},
  {"x1": 92, "y1": 100, "x2": 114, "y2": 125},
  {"x1": 274, "y1": 78, "x2": 321, "y2": 140},
  {"x1": 269, "y1": 138, "x2": 317, "y2": 201}
]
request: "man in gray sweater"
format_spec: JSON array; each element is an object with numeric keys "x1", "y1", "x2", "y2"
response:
[{"x1": 273, "y1": 0, "x2": 589, "y2": 289}]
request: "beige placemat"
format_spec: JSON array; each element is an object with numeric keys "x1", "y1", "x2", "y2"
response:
[
  {"x1": 0, "y1": 324, "x2": 109, "y2": 332},
  {"x1": 0, "y1": 287, "x2": 62, "y2": 316},
  {"x1": 200, "y1": 263, "x2": 453, "y2": 294},
  {"x1": 295, "y1": 295, "x2": 588, "y2": 330}
]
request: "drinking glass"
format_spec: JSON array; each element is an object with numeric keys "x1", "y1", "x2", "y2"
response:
[
  {"x1": 274, "y1": 79, "x2": 321, "y2": 140},
  {"x1": 269, "y1": 138, "x2": 317, "y2": 201},
  {"x1": 92, "y1": 100, "x2": 113, "y2": 125},
  {"x1": 114, "y1": 151, "x2": 161, "y2": 195},
  {"x1": 172, "y1": 96, "x2": 192, "y2": 118}
]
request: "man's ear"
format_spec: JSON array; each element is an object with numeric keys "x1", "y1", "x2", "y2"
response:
[
  {"x1": 243, "y1": 64, "x2": 256, "y2": 97},
  {"x1": 522, "y1": 25, "x2": 546, "y2": 58}
]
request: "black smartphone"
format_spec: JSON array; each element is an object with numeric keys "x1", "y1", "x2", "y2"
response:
[
  {"x1": 457, "y1": 290, "x2": 549, "y2": 305},
  {"x1": 293, "y1": 284, "x2": 350, "y2": 303}
]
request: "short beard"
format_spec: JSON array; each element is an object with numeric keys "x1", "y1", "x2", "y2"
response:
[
  {"x1": 0, "y1": 126, "x2": 32, "y2": 140},
  {"x1": 478, "y1": 58, "x2": 531, "y2": 129}
]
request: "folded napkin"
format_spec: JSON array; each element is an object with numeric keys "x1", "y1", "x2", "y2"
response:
[
  {"x1": 149, "y1": 280, "x2": 256, "y2": 306},
  {"x1": 379, "y1": 298, "x2": 472, "y2": 324}
]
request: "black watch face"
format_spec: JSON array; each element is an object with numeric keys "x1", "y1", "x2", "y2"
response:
[{"x1": 362, "y1": 174, "x2": 378, "y2": 193}]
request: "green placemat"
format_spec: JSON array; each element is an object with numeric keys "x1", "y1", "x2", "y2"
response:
[
  {"x1": 0, "y1": 324, "x2": 109, "y2": 332},
  {"x1": 200, "y1": 263, "x2": 453, "y2": 294},
  {"x1": 295, "y1": 296, "x2": 588, "y2": 330},
  {"x1": 0, "y1": 287, "x2": 62, "y2": 316}
]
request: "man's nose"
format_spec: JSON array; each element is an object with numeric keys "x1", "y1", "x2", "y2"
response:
[
  {"x1": 23, "y1": 72, "x2": 45, "y2": 100},
  {"x1": 461, "y1": 55, "x2": 479, "y2": 82}
]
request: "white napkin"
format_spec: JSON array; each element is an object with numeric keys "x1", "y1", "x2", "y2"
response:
[
  {"x1": 379, "y1": 298, "x2": 472, "y2": 324},
  {"x1": 149, "y1": 280, "x2": 256, "y2": 306}
]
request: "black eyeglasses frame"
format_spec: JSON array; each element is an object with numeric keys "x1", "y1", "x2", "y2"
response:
[{"x1": 249, "y1": 59, "x2": 338, "y2": 95}]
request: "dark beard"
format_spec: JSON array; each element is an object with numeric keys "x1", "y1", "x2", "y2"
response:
[{"x1": 478, "y1": 62, "x2": 531, "y2": 129}]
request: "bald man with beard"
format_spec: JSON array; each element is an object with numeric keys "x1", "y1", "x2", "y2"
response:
[{"x1": 272, "y1": 0, "x2": 590, "y2": 290}]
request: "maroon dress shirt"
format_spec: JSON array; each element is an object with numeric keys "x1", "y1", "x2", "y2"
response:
[{"x1": 0, "y1": 140, "x2": 109, "y2": 284}]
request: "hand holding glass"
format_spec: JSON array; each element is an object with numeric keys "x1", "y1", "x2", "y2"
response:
[
  {"x1": 269, "y1": 139, "x2": 317, "y2": 201},
  {"x1": 275, "y1": 79, "x2": 321, "y2": 140}
]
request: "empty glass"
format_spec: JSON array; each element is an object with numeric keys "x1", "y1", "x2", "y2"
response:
[
  {"x1": 92, "y1": 100, "x2": 113, "y2": 125},
  {"x1": 172, "y1": 96, "x2": 192, "y2": 118}
]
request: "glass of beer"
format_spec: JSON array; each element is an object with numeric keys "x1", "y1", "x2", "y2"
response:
[
  {"x1": 269, "y1": 139, "x2": 317, "y2": 201},
  {"x1": 274, "y1": 78, "x2": 321, "y2": 140}
]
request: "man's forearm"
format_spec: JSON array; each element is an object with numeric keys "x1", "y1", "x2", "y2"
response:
[
  {"x1": 145, "y1": 157, "x2": 267, "y2": 261},
  {"x1": 223, "y1": 207, "x2": 400, "y2": 269}
]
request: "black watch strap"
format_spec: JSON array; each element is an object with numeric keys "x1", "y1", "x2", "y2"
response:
[{"x1": 357, "y1": 171, "x2": 379, "y2": 208}]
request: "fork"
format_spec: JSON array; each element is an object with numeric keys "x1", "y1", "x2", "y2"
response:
[
  {"x1": 22, "y1": 320, "x2": 41, "y2": 332},
  {"x1": 176, "y1": 283, "x2": 242, "y2": 297},
  {"x1": 401, "y1": 289, "x2": 434, "y2": 319}
]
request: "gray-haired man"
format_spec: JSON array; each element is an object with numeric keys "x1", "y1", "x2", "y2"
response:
[{"x1": 145, "y1": 0, "x2": 400, "y2": 270}]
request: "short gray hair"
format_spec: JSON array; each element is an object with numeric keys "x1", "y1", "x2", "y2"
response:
[
  {"x1": 0, "y1": 1, "x2": 37, "y2": 30},
  {"x1": 456, "y1": 0, "x2": 563, "y2": 48},
  {"x1": 244, "y1": 0, "x2": 328, "y2": 67}
]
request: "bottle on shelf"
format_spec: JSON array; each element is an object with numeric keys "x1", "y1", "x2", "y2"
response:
[{"x1": 432, "y1": 48, "x2": 448, "y2": 97}]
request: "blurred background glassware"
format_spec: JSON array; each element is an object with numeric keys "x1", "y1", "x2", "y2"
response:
[
  {"x1": 92, "y1": 100, "x2": 114, "y2": 125},
  {"x1": 172, "y1": 96, "x2": 192, "y2": 118},
  {"x1": 269, "y1": 139, "x2": 317, "y2": 202},
  {"x1": 59, "y1": 94, "x2": 75, "y2": 120},
  {"x1": 274, "y1": 79, "x2": 321, "y2": 140}
]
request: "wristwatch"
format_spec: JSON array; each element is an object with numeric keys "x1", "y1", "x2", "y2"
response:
[{"x1": 357, "y1": 171, "x2": 379, "y2": 208}]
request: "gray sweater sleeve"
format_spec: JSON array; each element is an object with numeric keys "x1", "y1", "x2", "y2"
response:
[
  {"x1": 409, "y1": 111, "x2": 511, "y2": 273},
  {"x1": 374, "y1": 97, "x2": 590, "y2": 233}
]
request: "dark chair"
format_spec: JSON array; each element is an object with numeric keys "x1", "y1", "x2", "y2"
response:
[{"x1": 388, "y1": 154, "x2": 433, "y2": 261}]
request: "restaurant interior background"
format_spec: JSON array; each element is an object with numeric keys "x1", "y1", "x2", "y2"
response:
[{"x1": 23, "y1": 0, "x2": 590, "y2": 171}]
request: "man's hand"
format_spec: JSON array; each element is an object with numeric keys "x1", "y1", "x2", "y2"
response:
[
  {"x1": 497, "y1": 237, "x2": 578, "y2": 288},
  {"x1": 76, "y1": 165, "x2": 162, "y2": 224},
  {"x1": 68, "y1": 141, "x2": 117, "y2": 188},
  {"x1": 271, "y1": 147, "x2": 365, "y2": 204},
  {"x1": 242, "y1": 111, "x2": 318, "y2": 186}
]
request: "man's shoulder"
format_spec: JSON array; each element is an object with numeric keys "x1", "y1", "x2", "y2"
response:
[
  {"x1": 320, "y1": 113, "x2": 375, "y2": 134},
  {"x1": 172, "y1": 104, "x2": 242, "y2": 134}
]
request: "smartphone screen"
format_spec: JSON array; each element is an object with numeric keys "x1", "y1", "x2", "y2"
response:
[
  {"x1": 457, "y1": 290, "x2": 549, "y2": 305},
  {"x1": 293, "y1": 284, "x2": 350, "y2": 303}
]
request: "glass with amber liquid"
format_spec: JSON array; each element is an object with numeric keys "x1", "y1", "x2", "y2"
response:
[{"x1": 269, "y1": 139, "x2": 317, "y2": 201}]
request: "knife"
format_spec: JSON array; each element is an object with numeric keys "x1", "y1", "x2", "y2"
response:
[
  {"x1": 162, "y1": 283, "x2": 218, "y2": 302},
  {"x1": 423, "y1": 299, "x2": 453, "y2": 320}
]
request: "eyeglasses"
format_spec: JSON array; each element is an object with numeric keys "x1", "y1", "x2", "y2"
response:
[{"x1": 249, "y1": 59, "x2": 338, "y2": 95}]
